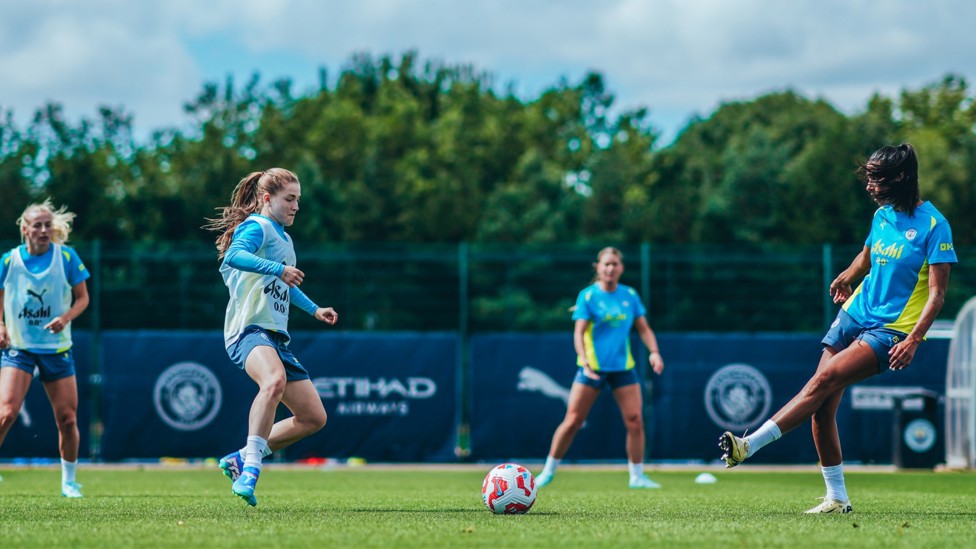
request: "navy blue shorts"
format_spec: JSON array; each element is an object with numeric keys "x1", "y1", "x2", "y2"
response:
[
  {"x1": 573, "y1": 367, "x2": 641, "y2": 390},
  {"x1": 1, "y1": 348, "x2": 75, "y2": 382},
  {"x1": 226, "y1": 326, "x2": 309, "y2": 382},
  {"x1": 822, "y1": 309, "x2": 907, "y2": 372}
]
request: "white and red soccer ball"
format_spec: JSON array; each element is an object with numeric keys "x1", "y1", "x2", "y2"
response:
[{"x1": 481, "y1": 463, "x2": 537, "y2": 514}]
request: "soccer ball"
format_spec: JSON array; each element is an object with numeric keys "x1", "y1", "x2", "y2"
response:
[{"x1": 481, "y1": 463, "x2": 537, "y2": 514}]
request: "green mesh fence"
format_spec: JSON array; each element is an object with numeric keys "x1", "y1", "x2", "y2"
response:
[{"x1": 3, "y1": 241, "x2": 972, "y2": 333}]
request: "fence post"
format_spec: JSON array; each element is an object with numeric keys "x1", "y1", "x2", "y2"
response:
[
  {"x1": 822, "y1": 243, "x2": 834, "y2": 331},
  {"x1": 641, "y1": 242, "x2": 651, "y2": 315},
  {"x1": 640, "y1": 242, "x2": 654, "y2": 460},
  {"x1": 456, "y1": 242, "x2": 470, "y2": 459},
  {"x1": 89, "y1": 239, "x2": 102, "y2": 461}
]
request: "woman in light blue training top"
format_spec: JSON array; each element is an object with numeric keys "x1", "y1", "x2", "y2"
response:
[
  {"x1": 0, "y1": 199, "x2": 90, "y2": 498},
  {"x1": 536, "y1": 247, "x2": 665, "y2": 489},
  {"x1": 720, "y1": 143, "x2": 957, "y2": 514},
  {"x1": 206, "y1": 168, "x2": 338, "y2": 507}
]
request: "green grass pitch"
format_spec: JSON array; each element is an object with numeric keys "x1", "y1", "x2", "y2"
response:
[{"x1": 1, "y1": 466, "x2": 974, "y2": 548}]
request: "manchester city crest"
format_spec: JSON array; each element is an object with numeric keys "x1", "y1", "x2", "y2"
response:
[
  {"x1": 704, "y1": 363, "x2": 772, "y2": 431},
  {"x1": 903, "y1": 418, "x2": 936, "y2": 453},
  {"x1": 153, "y1": 362, "x2": 222, "y2": 431}
]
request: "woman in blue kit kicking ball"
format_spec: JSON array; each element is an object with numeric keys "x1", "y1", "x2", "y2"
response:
[{"x1": 720, "y1": 144, "x2": 957, "y2": 514}]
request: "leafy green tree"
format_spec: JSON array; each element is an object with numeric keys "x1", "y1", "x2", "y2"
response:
[
  {"x1": 28, "y1": 104, "x2": 130, "y2": 242},
  {"x1": 0, "y1": 110, "x2": 35, "y2": 241},
  {"x1": 655, "y1": 91, "x2": 869, "y2": 244},
  {"x1": 898, "y1": 75, "x2": 976, "y2": 246}
]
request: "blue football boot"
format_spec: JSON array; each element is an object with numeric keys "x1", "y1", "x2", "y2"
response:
[
  {"x1": 218, "y1": 451, "x2": 244, "y2": 482},
  {"x1": 61, "y1": 481, "x2": 84, "y2": 498},
  {"x1": 535, "y1": 470, "x2": 554, "y2": 488},
  {"x1": 232, "y1": 466, "x2": 260, "y2": 506}
]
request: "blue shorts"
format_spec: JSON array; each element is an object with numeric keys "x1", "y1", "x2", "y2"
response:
[
  {"x1": 573, "y1": 367, "x2": 641, "y2": 390},
  {"x1": 226, "y1": 326, "x2": 309, "y2": 382},
  {"x1": 822, "y1": 309, "x2": 907, "y2": 372},
  {"x1": 1, "y1": 348, "x2": 76, "y2": 382}
]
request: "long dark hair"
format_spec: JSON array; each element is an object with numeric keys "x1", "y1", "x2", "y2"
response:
[
  {"x1": 856, "y1": 143, "x2": 921, "y2": 215},
  {"x1": 204, "y1": 168, "x2": 298, "y2": 258}
]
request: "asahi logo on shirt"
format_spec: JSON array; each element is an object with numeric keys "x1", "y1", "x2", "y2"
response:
[
  {"x1": 19, "y1": 288, "x2": 51, "y2": 326},
  {"x1": 263, "y1": 279, "x2": 289, "y2": 314}
]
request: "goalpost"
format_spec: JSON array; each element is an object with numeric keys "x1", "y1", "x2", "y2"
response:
[{"x1": 945, "y1": 296, "x2": 976, "y2": 469}]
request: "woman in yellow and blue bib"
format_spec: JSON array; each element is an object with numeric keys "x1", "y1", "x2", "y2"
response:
[{"x1": 536, "y1": 247, "x2": 666, "y2": 489}]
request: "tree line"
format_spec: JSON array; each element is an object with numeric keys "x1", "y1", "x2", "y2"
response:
[{"x1": 2, "y1": 52, "x2": 975, "y2": 248}]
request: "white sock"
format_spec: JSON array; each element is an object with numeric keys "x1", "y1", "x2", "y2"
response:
[
  {"x1": 541, "y1": 456, "x2": 560, "y2": 476},
  {"x1": 61, "y1": 459, "x2": 77, "y2": 484},
  {"x1": 238, "y1": 444, "x2": 271, "y2": 460},
  {"x1": 628, "y1": 462, "x2": 644, "y2": 479},
  {"x1": 822, "y1": 464, "x2": 848, "y2": 502},
  {"x1": 243, "y1": 436, "x2": 269, "y2": 470},
  {"x1": 744, "y1": 420, "x2": 782, "y2": 458}
]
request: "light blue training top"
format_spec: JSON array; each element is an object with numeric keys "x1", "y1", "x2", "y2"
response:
[
  {"x1": 842, "y1": 201, "x2": 957, "y2": 334},
  {"x1": 224, "y1": 215, "x2": 319, "y2": 316},
  {"x1": 571, "y1": 283, "x2": 647, "y2": 372}
]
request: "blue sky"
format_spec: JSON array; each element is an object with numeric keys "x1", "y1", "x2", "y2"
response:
[{"x1": 3, "y1": 0, "x2": 976, "y2": 145}]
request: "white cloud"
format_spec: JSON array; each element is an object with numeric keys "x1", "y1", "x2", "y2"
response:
[
  {"x1": 0, "y1": 0, "x2": 199, "y2": 132},
  {"x1": 2, "y1": 0, "x2": 976, "y2": 142}
]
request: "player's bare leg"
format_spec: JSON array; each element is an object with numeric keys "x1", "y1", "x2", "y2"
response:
[
  {"x1": 0, "y1": 367, "x2": 32, "y2": 448},
  {"x1": 537, "y1": 383, "x2": 599, "y2": 486},
  {"x1": 44, "y1": 375, "x2": 82, "y2": 497},
  {"x1": 613, "y1": 383, "x2": 659, "y2": 488},
  {"x1": 268, "y1": 379, "x2": 327, "y2": 451}
]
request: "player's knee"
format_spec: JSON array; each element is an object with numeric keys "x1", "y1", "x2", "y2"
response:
[
  {"x1": 563, "y1": 414, "x2": 585, "y2": 432},
  {"x1": 622, "y1": 412, "x2": 643, "y2": 431},
  {"x1": 299, "y1": 408, "x2": 327, "y2": 434},
  {"x1": 55, "y1": 409, "x2": 77, "y2": 431},
  {"x1": 310, "y1": 409, "x2": 327, "y2": 432},
  {"x1": 260, "y1": 375, "x2": 287, "y2": 400},
  {"x1": 812, "y1": 406, "x2": 834, "y2": 425},
  {"x1": 808, "y1": 370, "x2": 840, "y2": 397},
  {"x1": 0, "y1": 404, "x2": 18, "y2": 427}
]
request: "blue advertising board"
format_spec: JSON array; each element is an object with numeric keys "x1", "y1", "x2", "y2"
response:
[
  {"x1": 653, "y1": 333, "x2": 948, "y2": 464},
  {"x1": 286, "y1": 332, "x2": 459, "y2": 462},
  {"x1": 98, "y1": 331, "x2": 458, "y2": 462},
  {"x1": 5, "y1": 330, "x2": 947, "y2": 465},
  {"x1": 469, "y1": 333, "x2": 631, "y2": 461},
  {"x1": 99, "y1": 331, "x2": 251, "y2": 461},
  {"x1": 470, "y1": 333, "x2": 949, "y2": 465}
]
